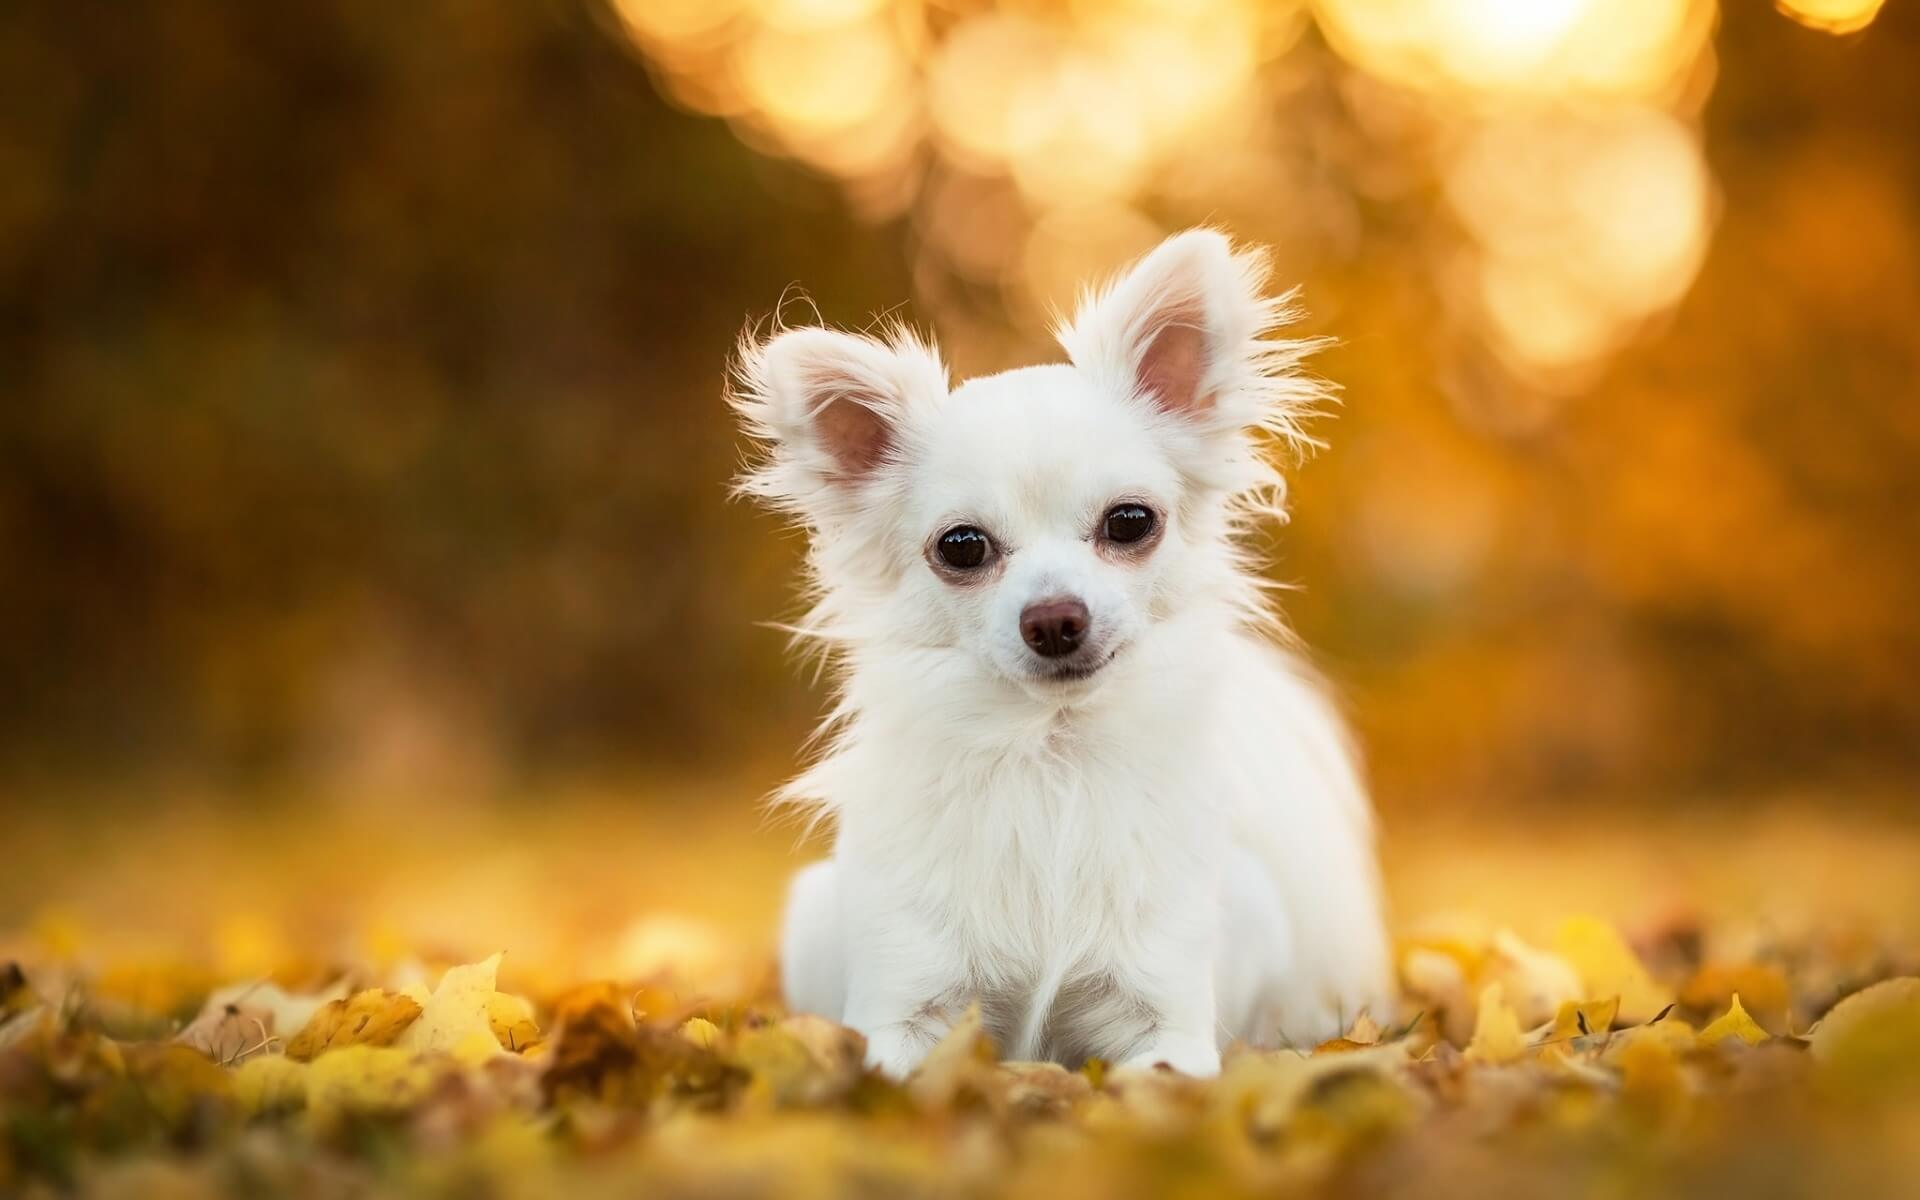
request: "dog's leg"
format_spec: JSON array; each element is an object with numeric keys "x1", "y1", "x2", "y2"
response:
[
  {"x1": 1212, "y1": 843, "x2": 1298, "y2": 1048},
  {"x1": 779, "y1": 860, "x2": 847, "y2": 1021},
  {"x1": 840, "y1": 912, "x2": 969, "y2": 1077},
  {"x1": 1113, "y1": 901, "x2": 1226, "y2": 1077}
]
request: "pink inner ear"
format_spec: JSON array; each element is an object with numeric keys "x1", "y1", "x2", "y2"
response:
[
  {"x1": 812, "y1": 390, "x2": 894, "y2": 479},
  {"x1": 1139, "y1": 317, "x2": 1213, "y2": 418}
]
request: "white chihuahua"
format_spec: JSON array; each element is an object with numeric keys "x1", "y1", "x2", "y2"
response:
[{"x1": 731, "y1": 230, "x2": 1391, "y2": 1078}]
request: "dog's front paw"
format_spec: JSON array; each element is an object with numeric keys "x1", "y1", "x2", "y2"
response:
[{"x1": 1120, "y1": 1034, "x2": 1221, "y2": 1078}]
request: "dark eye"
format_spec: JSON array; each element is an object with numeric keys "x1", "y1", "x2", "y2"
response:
[
  {"x1": 1103, "y1": 504, "x2": 1156, "y2": 545},
  {"x1": 935, "y1": 526, "x2": 992, "y2": 570}
]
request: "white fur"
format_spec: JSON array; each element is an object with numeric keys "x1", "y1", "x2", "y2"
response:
[{"x1": 734, "y1": 230, "x2": 1392, "y2": 1077}]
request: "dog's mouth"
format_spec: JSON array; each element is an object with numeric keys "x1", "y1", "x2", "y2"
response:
[{"x1": 1030, "y1": 646, "x2": 1120, "y2": 685}]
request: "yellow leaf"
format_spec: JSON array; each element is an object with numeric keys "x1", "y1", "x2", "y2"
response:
[
  {"x1": 488, "y1": 990, "x2": 541, "y2": 1053},
  {"x1": 1681, "y1": 962, "x2": 1790, "y2": 1031},
  {"x1": 233, "y1": 1055, "x2": 308, "y2": 1117},
  {"x1": 679, "y1": 1016, "x2": 721, "y2": 1050},
  {"x1": 284, "y1": 990, "x2": 423, "y2": 1061},
  {"x1": 1465, "y1": 983, "x2": 1527, "y2": 1064},
  {"x1": 1700, "y1": 993, "x2": 1769, "y2": 1046},
  {"x1": 396, "y1": 953, "x2": 506, "y2": 1062},
  {"x1": 1548, "y1": 996, "x2": 1621, "y2": 1045},
  {"x1": 1551, "y1": 917, "x2": 1674, "y2": 1024},
  {"x1": 452, "y1": 1029, "x2": 507, "y2": 1066},
  {"x1": 304, "y1": 1044, "x2": 439, "y2": 1127},
  {"x1": 1809, "y1": 976, "x2": 1920, "y2": 1097}
]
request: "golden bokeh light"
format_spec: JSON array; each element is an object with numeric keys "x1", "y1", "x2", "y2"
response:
[
  {"x1": 750, "y1": 0, "x2": 890, "y2": 31},
  {"x1": 611, "y1": 0, "x2": 1728, "y2": 402},
  {"x1": 1776, "y1": 0, "x2": 1887, "y2": 34},
  {"x1": 734, "y1": 20, "x2": 907, "y2": 136},
  {"x1": 610, "y1": 0, "x2": 746, "y2": 48},
  {"x1": 926, "y1": 15, "x2": 1057, "y2": 171},
  {"x1": 915, "y1": 170, "x2": 1027, "y2": 284},
  {"x1": 1018, "y1": 204, "x2": 1164, "y2": 317},
  {"x1": 1313, "y1": 0, "x2": 1712, "y2": 100},
  {"x1": 1003, "y1": 53, "x2": 1153, "y2": 205},
  {"x1": 1447, "y1": 109, "x2": 1713, "y2": 383}
]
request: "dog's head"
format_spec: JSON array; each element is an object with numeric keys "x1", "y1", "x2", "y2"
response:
[{"x1": 731, "y1": 230, "x2": 1322, "y2": 698}]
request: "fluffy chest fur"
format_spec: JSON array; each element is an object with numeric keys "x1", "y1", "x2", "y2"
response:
[{"x1": 807, "y1": 645, "x2": 1229, "y2": 1059}]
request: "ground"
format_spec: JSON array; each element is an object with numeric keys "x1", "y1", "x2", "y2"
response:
[{"x1": 2, "y1": 778, "x2": 1918, "y2": 1198}]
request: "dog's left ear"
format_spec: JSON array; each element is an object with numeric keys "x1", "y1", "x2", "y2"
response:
[{"x1": 1058, "y1": 229, "x2": 1316, "y2": 464}]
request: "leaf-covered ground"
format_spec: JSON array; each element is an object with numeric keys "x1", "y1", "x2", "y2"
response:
[{"x1": 3, "y1": 791, "x2": 1918, "y2": 1198}]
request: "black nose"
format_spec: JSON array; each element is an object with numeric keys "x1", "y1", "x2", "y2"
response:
[{"x1": 1021, "y1": 597, "x2": 1090, "y2": 658}]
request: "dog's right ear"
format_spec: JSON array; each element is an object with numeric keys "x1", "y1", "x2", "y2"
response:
[{"x1": 729, "y1": 324, "x2": 948, "y2": 521}]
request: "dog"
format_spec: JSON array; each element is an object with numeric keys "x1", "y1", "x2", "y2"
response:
[{"x1": 730, "y1": 229, "x2": 1391, "y2": 1077}]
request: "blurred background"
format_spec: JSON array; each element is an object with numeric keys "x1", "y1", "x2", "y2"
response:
[{"x1": 2, "y1": 1, "x2": 1917, "y2": 966}]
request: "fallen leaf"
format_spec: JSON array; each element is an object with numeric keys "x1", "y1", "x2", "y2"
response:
[
  {"x1": 1552, "y1": 917, "x2": 1674, "y2": 1024},
  {"x1": 1548, "y1": 996, "x2": 1621, "y2": 1046},
  {"x1": 233, "y1": 1054, "x2": 309, "y2": 1117},
  {"x1": 488, "y1": 990, "x2": 541, "y2": 1053},
  {"x1": 1465, "y1": 983, "x2": 1527, "y2": 1064},
  {"x1": 1809, "y1": 976, "x2": 1920, "y2": 1098},
  {"x1": 396, "y1": 953, "x2": 507, "y2": 1064},
  {"x1": 303, "y1": 1044, "x2": 441, "y2": 1127},
  {"x1": 1699, "y1": 993, "x2": 1769, "y2": 1047},
  {"x1": 285, "y1": 989, "x2": 423, "y2": 1061},
  {"x1": 1680, "y1": 962, "x2": 1790, "y2": 1031},
  {"x1": 176, "y1": 1002, "x2": 272, "y2": 1065},
  {"x1": 177, "y1": 980, "x2": 347, "y2": 1064}
]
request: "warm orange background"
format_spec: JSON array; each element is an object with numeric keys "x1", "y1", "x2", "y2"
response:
[{"x1": 2, "y1": 1, "x2": 1916, "y2": 961}]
